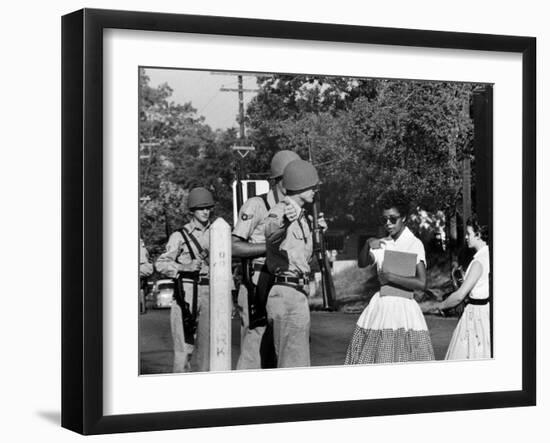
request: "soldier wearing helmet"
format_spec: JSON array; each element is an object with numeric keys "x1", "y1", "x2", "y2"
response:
[
  {"x1": 156, "y1": 187, "x2": 215, "y2": 372},
  {"x1": 232, "y1": 150, "x2": 301, "y2": 370},
  {"x1": 264, "y1": 159, "x2": 327, "y2": 368},
  {"x1": 139, "y1": 238, "x2": 153, "y2": 314}
]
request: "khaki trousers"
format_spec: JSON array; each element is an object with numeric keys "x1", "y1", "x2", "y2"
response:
[
  {"x1": 266, "y1": 284, "x2": 310, "y2": 368},
  {"x1": 170, "y1": 282, "x2": 210, "y2": 372}
]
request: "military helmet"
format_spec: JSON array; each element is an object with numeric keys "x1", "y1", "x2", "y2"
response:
[
  {"x1": 282, "y1": 159, "x2": 319, "y2": 193},
  {"x1": 270, "y1": 150, "x2": 301, "y2": 179},
  {"x1": 187, "y1": 187, "x2": 215, "y2": 210}
]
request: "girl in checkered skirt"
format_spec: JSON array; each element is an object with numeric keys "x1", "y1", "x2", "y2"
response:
[{"x1": 345, "y1": 192, "x2": 435, "y2": 364}]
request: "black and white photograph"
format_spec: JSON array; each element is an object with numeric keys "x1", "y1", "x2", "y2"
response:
[
  {"x1": 2, "y1": 0, "x2": 546, "y2": 441},
  {"x1": 138, "y1": 68, "x2": 494, "y2": 374},
  {"x1": 56, "y1": 5, "x2": 538, "y2": 437}
]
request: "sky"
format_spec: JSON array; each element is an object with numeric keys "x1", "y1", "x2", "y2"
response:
[{"x1": 144, "y1": 68, "x2": 259, "y2": 131}]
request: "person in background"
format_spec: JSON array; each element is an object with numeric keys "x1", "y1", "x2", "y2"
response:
[
  {"x1": 264, "y1": 159, "x2": 326, "y2": 368},
  {"x1": 155, "y1": 187, "x2": 214, "y2": 372},
  {"x1": 432, "y1": 215, "x2": 491, "y2": 360},
  {"x1": 345, "y1": 191, "x2": 434, "y2": 364},
  {"x1": 232, "y1": 150, "x2": 301, "y2": 370},
  {"x1": 139, "y1": 238, "x2": 153, "y2": 314}
]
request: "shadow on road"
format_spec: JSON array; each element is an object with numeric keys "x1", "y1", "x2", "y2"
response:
[{"x1": 140, "y1": 309, "x2": 458, "y2": 374}]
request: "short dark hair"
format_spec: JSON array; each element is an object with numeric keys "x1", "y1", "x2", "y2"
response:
[
  {"x1": 377, "y1": 190, "x2": 410, "y2": 218},
  {"x1": 466, "y1": 214, "x2": 489, "y2": 242}
]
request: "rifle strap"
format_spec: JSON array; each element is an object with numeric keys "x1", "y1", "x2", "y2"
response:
[
  {"x1": 178, "y1": 228, "x2": 196, "y2": 260},
  {"x1": 180, "y1": 226, "x2": 206, "y2": 259},
  {"x1": 298, "y1": 212, "x2": 308, "y2": 244},
  {"x1": 272, "y1": 188, "x2": 279, "y2": 205},
  {"x1": 259, "y1": 192, "x2": 271, "y2": 211}
]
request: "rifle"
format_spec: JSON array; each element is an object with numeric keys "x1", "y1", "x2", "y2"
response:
[
  {"x1": 139, "y1": 276, "x2": 148, "y2": 314},
  {"x1": 233, "y1": 166, "x2": 271, "y2": 329},
  {"x1": 306, "y1": 133, "x2": 336, "y2": 310},
  {"x1": 173, "y1": 271, "x2": 199, "y2": 345},
  {"x1": 311, "y1": 192, "x2": 336, "y2": 311},
  {"x1": 242, "y1": 259, "x2": 269, "y2": 329}
]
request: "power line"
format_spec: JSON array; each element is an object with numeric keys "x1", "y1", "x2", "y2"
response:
[
  {"x1": 218, "y1": 74, "x2": 259, "y2": 140},
  {"x1": 197, "y1": 91, "x2": 222, "y2": 115}
]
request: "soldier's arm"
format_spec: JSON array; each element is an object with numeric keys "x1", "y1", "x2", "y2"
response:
[
  {"x1": 140, "y1": 261, "x2": 154, "y2": 278},
  {"x1": 231, "y1": 236, "x2": 266, "y2": 258},
  {"x1": 265, "y1": 209, "x2": 289, "y2": 245},
  {"x1": 139, "y1": 240, "x2": 154, "y2": 277},
  {"x1": 155, "y1": 232, "x2": 185, "y2": 278},
  {"x1": 177, "y1": 237, "x2": 202, "y2": 273},
  {"x1": 231, "y1": 198, "x2": 266, "y2": 258}
]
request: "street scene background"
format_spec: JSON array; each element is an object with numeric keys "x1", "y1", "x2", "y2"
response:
[{"x1": 139, "y1": 67, "x2": 490, "y2": 369}]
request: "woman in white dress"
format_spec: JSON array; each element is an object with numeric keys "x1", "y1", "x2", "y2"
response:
[
  {"x1": 345, "y1": 193, "x2": 434, "y2": 364},
  {"x1": 434, "y1": 216, "x2": 491, "y2": 360}
]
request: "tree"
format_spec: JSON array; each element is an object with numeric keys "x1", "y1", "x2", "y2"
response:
[
  {"x1": 245, "y1": 75, "x2": 480, "y2": 244},
  {"x1": 139, "y1": 69, "x2": 237, "y2": 255}
]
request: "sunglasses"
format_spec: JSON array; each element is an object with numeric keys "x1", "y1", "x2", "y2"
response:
[{"x1": 380, "y1": 215, "x2": 401, "y2": 224}]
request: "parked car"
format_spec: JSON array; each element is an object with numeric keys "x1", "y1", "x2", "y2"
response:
[{"x1": 153, "y1": 279, "x2": 174, "y2": 309}]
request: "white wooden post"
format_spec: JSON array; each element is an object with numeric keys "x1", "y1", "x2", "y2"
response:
[{"x1": 209, "y1": 217, "x2": 232, "y2": 371}]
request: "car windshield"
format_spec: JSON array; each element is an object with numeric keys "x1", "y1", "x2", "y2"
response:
[{"x1": 157, "y1": 283, "x2": 173, "y2": 291}]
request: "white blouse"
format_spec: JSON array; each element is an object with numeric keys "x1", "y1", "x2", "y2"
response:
[
  {"x1": 466, "y1": 245, "x2": 490, "y2": 300},
  {"x1": 370, "y1": 226, "x2": 426, "y2": 271}
]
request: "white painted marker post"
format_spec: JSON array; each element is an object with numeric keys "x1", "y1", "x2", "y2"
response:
[{"x1": 209, "y1": 217, "x2": 232, "y2": 371}]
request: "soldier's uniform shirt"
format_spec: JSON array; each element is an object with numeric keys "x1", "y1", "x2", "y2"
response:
[
  {"x1": 155, "y1": 218, "x2": 211, "y2": 373},
  {"x1": 264, "y1": 197, "x2": 313, "y2": 368},
  {"x1": 139, "y1": 238, "x2": 153, "y2": 277},
  {"x1": 155, "y1": 218, "x2": 210, "y2": 278},
  {"x1": 233, "y1": 190, "x2": 280, "y2": 259},
  {"x1": 265, "y1": 197, "x2": 313, "y2": 278},
  {"x1": 232, "y1": 189, "x2": 279, "y2": 369}
]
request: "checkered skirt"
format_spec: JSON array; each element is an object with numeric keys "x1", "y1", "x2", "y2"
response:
[{"x1": 345, "y1": 293, "x2": 435, "y2": 364}]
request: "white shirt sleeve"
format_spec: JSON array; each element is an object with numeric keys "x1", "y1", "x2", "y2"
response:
[{"x1": 412, "y1": 238, "x2": 426, "y2": 266}]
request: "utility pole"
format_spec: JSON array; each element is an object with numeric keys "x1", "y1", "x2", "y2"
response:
[
  {"x1": 462, "y1": 157, "x2": 472, "y2": 226},
  {"x1": 217, "y1": 74, "x2": 258, "y2": 141},
  {"x1": 139, "y1": 141, "x2": 160, "y2": 190},
  {"x1": 217, "y1": 75, "x2": 259, "y2": 339},
  {"x1": 216, "y1": 73, "x2": 259, "y2": 205},
  {"x1": 238, "y1": 75, "x2": 245, "y2": 139}
]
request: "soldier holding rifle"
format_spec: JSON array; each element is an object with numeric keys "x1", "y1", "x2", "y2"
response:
[
  {"x1": 155, "y1": 187, "x2": 214, "y2": 373},
  {"x1": 264, "y1": 159, "x2": 327, "y2": 368},
  {"x1": 139, "y1": 238, "x2": 153, "y2": 314},
  {"x1": 310, "y1": 188, "x2": 336, "y2": 311},
  {"x1": 232, "y1": 150, "x2": 300, "y2": 370}
]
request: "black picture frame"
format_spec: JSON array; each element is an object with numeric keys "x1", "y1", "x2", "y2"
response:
[{"x1": 61, "y1": 8, "x2": 536, "y2": 435}]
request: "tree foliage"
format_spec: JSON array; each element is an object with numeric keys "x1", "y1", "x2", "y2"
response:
[
  {"x1": 139, "y1": 70, "x2": 237, "y2": 256},
  {"x1": 245, "y1": 75, "x2": 479, "y2": 239},
  {"x1": 139, "y1": 69, "x2": 484, "y2": 261}
]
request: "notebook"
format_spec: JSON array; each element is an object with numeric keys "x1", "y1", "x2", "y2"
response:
[{"x1": 380, "y1": 250, "x2": 417, "y2": 299}]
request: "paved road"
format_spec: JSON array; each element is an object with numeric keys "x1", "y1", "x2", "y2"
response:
[{"x1": 140, "y1": 309, "x2": 458, "y2": 374}]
